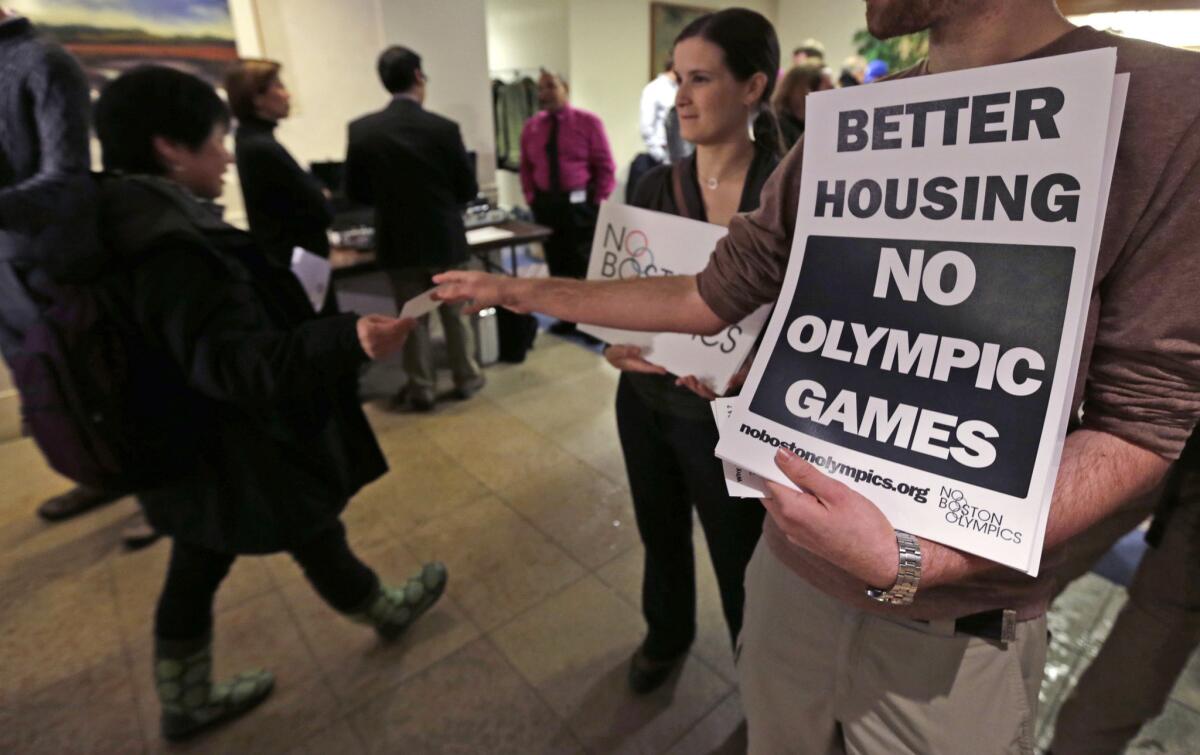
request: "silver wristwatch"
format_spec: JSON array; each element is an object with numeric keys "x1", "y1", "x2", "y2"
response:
[{"x1": 865, "y1": 530, "x2": 922, "y2": 605}]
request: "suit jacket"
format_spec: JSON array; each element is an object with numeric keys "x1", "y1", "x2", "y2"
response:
[{"x1": 344, "y1": 97, "x2": 477, "y2": 269}]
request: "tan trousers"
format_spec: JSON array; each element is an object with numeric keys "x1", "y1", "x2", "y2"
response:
[
  {"x1": 1051, "y1": 462, "x2": 1200, "y2": 754},
  {"x1": 738, "y1": 542, "x2": 1047, "y2": 755},
  {"x1": 389, "y1": 266, "x2": 481, "y2": 401}
]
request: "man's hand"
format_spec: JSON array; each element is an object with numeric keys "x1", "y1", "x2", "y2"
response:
[
  {"x1": 764, "y1": 448, "x2": 899, "y2": 589},
  {"x1": 356, "y1": 315, "x2": 415, "y2": 360},
  {"x1": 432, "y1": 270, "x2": 524, "y2": 315},
  {"x1": 604, "y1": 345, "x2": 668, "y2": 375}
]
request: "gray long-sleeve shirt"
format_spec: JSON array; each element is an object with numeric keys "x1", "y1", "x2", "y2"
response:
[{"x1": 0, "y1": 14, "x2": 91, "y2": 254}]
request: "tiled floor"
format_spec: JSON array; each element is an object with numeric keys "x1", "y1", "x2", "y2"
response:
[{"x1": 1, "y1": 334, "x2": 1197, "y2": 754}]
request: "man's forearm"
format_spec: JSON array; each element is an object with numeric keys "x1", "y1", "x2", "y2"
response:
[
  {"x1": 919, "y1": 429, "x2": 1169, "y2": 588},
  {"x1": 507, "y1": 274, "x2": 728, "y2": 335}
]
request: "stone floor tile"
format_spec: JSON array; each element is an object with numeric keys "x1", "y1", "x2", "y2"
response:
[
  {"x1": 491, "y1": 576, "x2": 731, "y2": 754},
  {"x1": 1170, "y1": 647, "x2": 1200, "y2": 712},
  {"x1": 353, "y1": 450, "x2": 490, "y2": 535},
  {"x1": 0, "y1": 559, "x2": 125, "y2": 696},
  {"x1": 280, "y1": 544, "x2": 480, "y2": 708},
  {"x1": 0, "y1": 654, "x2": 146, "y2": 755},
  {"x1": 348, "y1": 637, "x2": 580, "y2": 755},
  {"x1": 281, "y1": 718, "x2": 365, "y2": 755},
  {"x1": 127, "y1": 591, "x2": 332, "y2": 754},
  {"x1": 403, "y1": 495, "x2": 585, "y2": 630},
  {"x1": 110, "y1": 539, "x2": 276, "y2": 641},
  {"x1": 665, "y1": 691, "x2": 746, "y2": 755},
  {"x1": 1125, "y1": 700, "x2": 1200, "y2": 754},
  {"x1": 499, "y1": 463, "x2": 638, "y2": 570}
]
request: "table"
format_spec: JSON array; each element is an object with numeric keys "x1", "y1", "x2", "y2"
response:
[{"x1": 329, "y1": 219, "x2": 553, "y2": 278}]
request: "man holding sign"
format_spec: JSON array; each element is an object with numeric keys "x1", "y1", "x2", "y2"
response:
[{"x1": 435, "y1": 1, "x2": 1200, "y2": 751}]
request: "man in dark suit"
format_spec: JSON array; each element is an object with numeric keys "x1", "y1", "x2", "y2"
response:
[{"x1": 344, "y1": 46, "x2": 483, "y2": 411}]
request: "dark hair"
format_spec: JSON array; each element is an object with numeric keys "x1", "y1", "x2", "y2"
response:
[
  {"x1": 675, "y1": 8, "x2": 783, "y2": 156},
  {"x1": 95, "y1": 65, "x2": 230, "y2": 175},
  {"x1": 773, "y1": 62, "x2": 825, "y2": 115},
  {"x1": 225, "y1": 58, "x2": 282, "y2": 121},
  {"x1": 377, "y1": 46, "x2": 422, "y2": 94}
]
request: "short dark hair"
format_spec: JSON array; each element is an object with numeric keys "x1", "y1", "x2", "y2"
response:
[
  {"x1": 95, "y1": 65, "x2": 230, "y2": 175},
  {"x1": 377, "y1": 46, "x2": 422, "y2": 94},
  {"x1": 225, "y1": 58, "x2": 282, "y2": 121}
]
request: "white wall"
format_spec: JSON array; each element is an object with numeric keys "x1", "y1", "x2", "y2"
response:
[
  {"x1": 776, "y1": 0, "x2": 867, "y2": 75},
  {"x1": 377, "y1": 0, "x2": 497, "y2": 198},
  {"x1": 486, "y1": 0, "x2": 570, "y2": 207},
  {"x1": 566, "y1": 0, "x2": 780, "y2": 198},
  {"x1": 224, "y1": 0, "x2": 496, "y2": 219},
  {"x1": 487, "y1": 0, "x2": 569, "y2": 75}
]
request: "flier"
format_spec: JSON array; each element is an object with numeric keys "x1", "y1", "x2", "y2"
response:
[
  {"x1": 580, "y1": 203, "x2": 770, "y2": 393},
  {"x1": 715, "y1": 50, "x2": 1127, "y2": 575}
]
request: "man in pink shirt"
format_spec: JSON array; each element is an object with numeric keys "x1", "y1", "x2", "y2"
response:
[{"x1": 519, "y1": 71, "x2": 615, "y2": 334}]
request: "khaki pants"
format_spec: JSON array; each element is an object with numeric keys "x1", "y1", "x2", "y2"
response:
[
  {"x1": 1051, "y1": 462, "x2": 1200, "y2": 754},
  {"x1": 738, "y1": 542, "x2": 1047, "y2": 755},
  {"x1": 389, "y1": 266, "x2": 482, "y2": 401}
]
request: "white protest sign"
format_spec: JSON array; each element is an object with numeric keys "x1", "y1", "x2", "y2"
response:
[
  {"x1": 580, "y1": 202, "x2": 769, "y2": 392},
  {"x1": 715, "y1": 50, "x2": 1124, "y2": 575},
  {"x1": 290, "y1": 246, "x2": 331, "y2": 312},
  {"x1": 710, "y1": 398, "x2": 767, "y2": 498}
]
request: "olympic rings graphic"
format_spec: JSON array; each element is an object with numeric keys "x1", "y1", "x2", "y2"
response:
[{"x1": 618, "y1": 229, "x2": 656, "y2": 279}]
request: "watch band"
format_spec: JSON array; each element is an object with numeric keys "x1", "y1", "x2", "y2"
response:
[{"x1": 865, "y1": 529, "x2": 922, "y2": 605}]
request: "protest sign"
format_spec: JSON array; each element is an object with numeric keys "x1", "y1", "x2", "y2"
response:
[
  {"x1": 711, "y1": 398, "x2": 766, "y2": 498},
  {"x1": 715, "y1": 50, "x2": 1126, "y2": 574},
  {"x1": 580, "y1": 203, "x2": 769, "y2": 393}
]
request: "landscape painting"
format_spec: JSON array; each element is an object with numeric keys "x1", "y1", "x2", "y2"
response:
[{"x1": 8, "y1": 0, "x2": 239, "y2": 90}]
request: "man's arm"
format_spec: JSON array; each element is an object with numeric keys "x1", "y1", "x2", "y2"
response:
[
  {"x1": 445, "y1": 123, "x2": 478, "y2": 204},
  {"x1": 433, "y1": 271, "x2": 728, "y2": 336},
  {"x1": 765, "y1": 428, "x2": 1172, "y2": 591},
  {"x1": 587, "y1": 116, "x2": 616, "y2": 202},
  {"x1": 920, "y1": 429, "x2": 1168, "y2": 586},
  {"x1": 342, "y1": 127, "x2": 372, "y2": 206},
  {"x1": 0, "y1": 46, "x2": 90, "y2": 234},
  {"x1": 518, "y1": 123, "x2": 536, "y2": 205}
]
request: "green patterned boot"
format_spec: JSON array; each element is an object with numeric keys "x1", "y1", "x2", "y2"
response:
[
  {"x1": 351, "y1": 562, "x2": 449, "y2": 641},
  {"x1": 154, "y1": 634, "x2": 275, "y2": 742}
]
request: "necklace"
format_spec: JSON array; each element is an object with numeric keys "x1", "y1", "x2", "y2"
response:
[{"x1": 705, "y1": 177, "x2": 719, "y2": 190}]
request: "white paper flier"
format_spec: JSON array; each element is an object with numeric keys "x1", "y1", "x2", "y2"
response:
[
  {"x1": 711, "y1": 398, "x2": 767, "y2": 498},
  {"x1": 290, "y1": 246, "x2": 331, "y2": 313},
  {"x1": 715, "y1": 50, "x2": 1124, "y2": 575}
]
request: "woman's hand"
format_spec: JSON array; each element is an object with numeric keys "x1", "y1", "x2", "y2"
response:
[
  {"x1": 356, "y1": 315, "x2": 416, "y2": 360},
  {"x1": 432, "y1": 270, "x2": 525, "y2": 315},
  {"x1": 604, "y1": 345, "x2": 669, "y2": 375},
  {"x1": 675, "y1": 375, "x2": 719, "y2": 400}
]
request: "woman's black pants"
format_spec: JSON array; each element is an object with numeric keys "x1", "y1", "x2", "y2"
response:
[
  {"x1": 615, "y1": 376, "x2": 766, "y2": 661},
  {"x1": 154, "y1": 520, "x2": 379, "y2": 641}
]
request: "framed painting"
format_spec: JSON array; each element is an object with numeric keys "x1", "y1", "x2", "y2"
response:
[
  {"x1": 8, "y1": 0, "x2": 241, "y2": 90},
  {"x1": 649, "y1": 2, "x2": 709, "y2": 79}
]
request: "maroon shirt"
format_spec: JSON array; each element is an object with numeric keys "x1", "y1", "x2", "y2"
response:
[
  {"x1": 695, "y1": 27, "x2": 1200, "y2": 620},
  {"x1": 519, "y1": 105, "x2": 616, "y2": 204}
]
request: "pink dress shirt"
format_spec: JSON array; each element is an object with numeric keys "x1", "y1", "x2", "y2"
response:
[{"x1": 518, "y1": 106, "x2": 616, "y2": 204}]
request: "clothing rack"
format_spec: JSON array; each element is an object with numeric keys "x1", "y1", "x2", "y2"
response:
[{"x1": 489, "y1": 67, "x2": 541, "y2": 81}]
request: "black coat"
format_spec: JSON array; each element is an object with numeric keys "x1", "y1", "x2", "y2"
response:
[
  {"x1": 234, "y1": 116, "x2": 333, "y2": 265},
  {"x1": 99, "y1": 175, "x2": 387, "y2": 554},
  {"x1": 344, "y1": 97, "x2": 478, "y2": 269}
]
